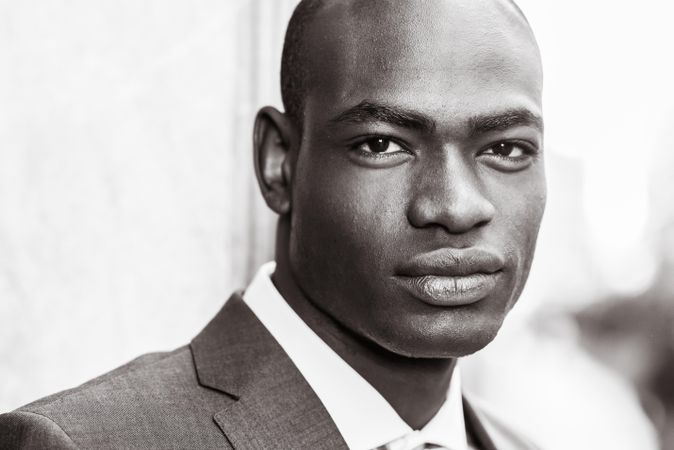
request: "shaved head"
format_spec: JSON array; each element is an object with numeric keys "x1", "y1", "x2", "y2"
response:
[{"x1": 280, "y1": 0, "x2": 538, "y2": 126}]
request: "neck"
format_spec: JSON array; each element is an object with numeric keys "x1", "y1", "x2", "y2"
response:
[{"x1": 271, "y1": 223, "x2": 456, "y2": 429}]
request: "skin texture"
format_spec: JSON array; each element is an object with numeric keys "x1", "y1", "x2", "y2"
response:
[{"x1": 254, "y1": 0, "x2": 545, "y2": 429}]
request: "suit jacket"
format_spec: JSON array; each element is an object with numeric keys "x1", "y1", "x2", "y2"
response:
[{"x1": 0, "y1": 293, "x2": 538, "y2": 449}]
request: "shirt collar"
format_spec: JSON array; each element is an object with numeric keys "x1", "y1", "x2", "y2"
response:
[{"x1": 243, "y1": 262, "x2": 468, "y2": 450}]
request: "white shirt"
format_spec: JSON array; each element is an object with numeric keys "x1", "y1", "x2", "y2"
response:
[{"x1": 243, "y1": 262, "x2": 470, "y2": 450}]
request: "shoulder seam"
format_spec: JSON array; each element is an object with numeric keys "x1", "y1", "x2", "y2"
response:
[{"x1": 11, "y1": 410, "x2": 80, "y2": 450}]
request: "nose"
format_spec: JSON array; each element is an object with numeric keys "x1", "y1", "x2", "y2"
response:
[{"x1": 407, "y1": 153, "x2": 496, "y2": 234}]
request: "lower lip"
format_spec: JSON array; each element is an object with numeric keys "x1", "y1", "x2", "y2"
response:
[{"x1": 394, "y1": 273, "x2": 500, "y2": 307}]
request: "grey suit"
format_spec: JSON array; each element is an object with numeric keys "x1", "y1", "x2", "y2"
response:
[{"x1": 0, "y1": 294, "x2": 536, "y2": 449}]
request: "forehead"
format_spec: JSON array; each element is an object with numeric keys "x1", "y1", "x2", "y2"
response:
[{"x1": 302, "y1": 0, "x2": 543, "y2": 127}]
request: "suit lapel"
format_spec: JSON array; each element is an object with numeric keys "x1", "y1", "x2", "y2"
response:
[
  {"x1": 190, "y1": 294, "x2": 348, "y2": 450},
  {"x1": 463, "y1": 396, "x2": 497, "y2": 450}
]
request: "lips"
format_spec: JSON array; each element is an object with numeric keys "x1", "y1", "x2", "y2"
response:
[{"x1": 393, "y1": 248, "x2": 505, "y2": 306}]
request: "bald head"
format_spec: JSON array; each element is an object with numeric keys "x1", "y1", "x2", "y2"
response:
[{"x1": 280, "y1": 0, "x2": 539, "y2": 126}]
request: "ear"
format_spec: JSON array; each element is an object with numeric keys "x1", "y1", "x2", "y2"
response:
[{"x1": 253, "y1": 106, "x2": 299, "y2": 215}]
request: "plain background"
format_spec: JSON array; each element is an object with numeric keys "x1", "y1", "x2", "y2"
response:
[{"x1": 1, "y1": 1, "x2": 672, "y2": 448}]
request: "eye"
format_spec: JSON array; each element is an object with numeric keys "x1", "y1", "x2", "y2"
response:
[
  {"x1": 483, "y1": 142, "x2": 528, "y2": 158},
  {"x1": 478, "y1": 141, "x2": 538, "y2": 172},
  {"x1": 354, "y1": 137, "x2": 407, "y2": 155}
]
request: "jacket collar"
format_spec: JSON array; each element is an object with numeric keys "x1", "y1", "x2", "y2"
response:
[
  {"x1": 190, "y1": 293, "x2": 497, "y2": 450},
  {"x1": 190, "y1": 293, "x2": 349, "y2": 450},
  {"x1": 463, "y1": 397, "x2": 498, "y2": 450}
]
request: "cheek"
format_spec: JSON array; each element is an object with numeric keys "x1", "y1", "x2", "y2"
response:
[
  {"x1": 288, "y1": 157, "x2": 414, "y2": 332},
  {"x1": 291, "y1": 157, "x2": 409, "y2": 265},
  {"x1": 491, "y1": 174, "x2": 546, "y2": 303},
  {"x1": 518, "y1": 175, "x2": 547, "y2": 252},
  {"x1": 488, "y1": 164, "x2": 546, "y2": 238}
]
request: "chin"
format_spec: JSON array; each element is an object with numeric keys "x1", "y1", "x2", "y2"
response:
[{"x1": 372, "y1": 310, "x2": 506, "y2": 359}]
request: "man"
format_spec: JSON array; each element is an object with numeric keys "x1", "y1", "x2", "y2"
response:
[{"x1": 0, "y1": 0, "x2": 545, "y2": 448}]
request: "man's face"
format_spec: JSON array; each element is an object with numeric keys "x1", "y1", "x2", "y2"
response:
[{"x1": 287, "y1": 0, "x2": 545, "y2": 357}]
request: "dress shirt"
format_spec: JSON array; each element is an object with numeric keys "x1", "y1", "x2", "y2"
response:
[{"x1": 243, "y1": 262, "x2": 471, "y2": 450}]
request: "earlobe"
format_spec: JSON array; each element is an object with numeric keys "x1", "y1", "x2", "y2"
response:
[{"x1": 253, "y1": 106, "x2": 298, "y2": 215}]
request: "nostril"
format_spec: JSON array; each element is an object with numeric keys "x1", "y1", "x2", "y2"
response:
[{"x1": 473, "y1": 217, "x2": 492, "y2": 230}]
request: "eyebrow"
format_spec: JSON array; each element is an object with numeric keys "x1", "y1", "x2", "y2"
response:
[
  {"x1": 468, "y1": 109, "x2": 544, "y2": 137},
  {"x1": 329, "y1": 101, "x2": 436, "y2": 133},
  {"x1": 329, "y1": 100, "x2": 543, "y2": 136}
]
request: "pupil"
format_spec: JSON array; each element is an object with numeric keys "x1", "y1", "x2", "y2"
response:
[
  {"x1": 369, "y1": 138, "x2": 389, "y2": 153},
  {"x1": 495, "y1": 143, "x2": 512, "y2": 156}
]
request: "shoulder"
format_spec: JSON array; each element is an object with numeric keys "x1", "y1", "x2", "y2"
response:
[
  {"x1": 19, "y1": 346, "x2": 195, "y2": 415},
  {"x1": 0, "y1": 346, "x2": 228, "y2": 449},
  {"x1": 0, "y1": 411, "x2": 78, "y2": 450}
]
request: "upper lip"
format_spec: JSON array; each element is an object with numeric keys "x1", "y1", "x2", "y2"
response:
[{"x1": 396, "y1": 248, "x2": 505, "y2": 277}]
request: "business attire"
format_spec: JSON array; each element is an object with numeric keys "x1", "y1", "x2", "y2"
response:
[{"x1": 0, "y1": 263, "x2": 539, "y2": 449}]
